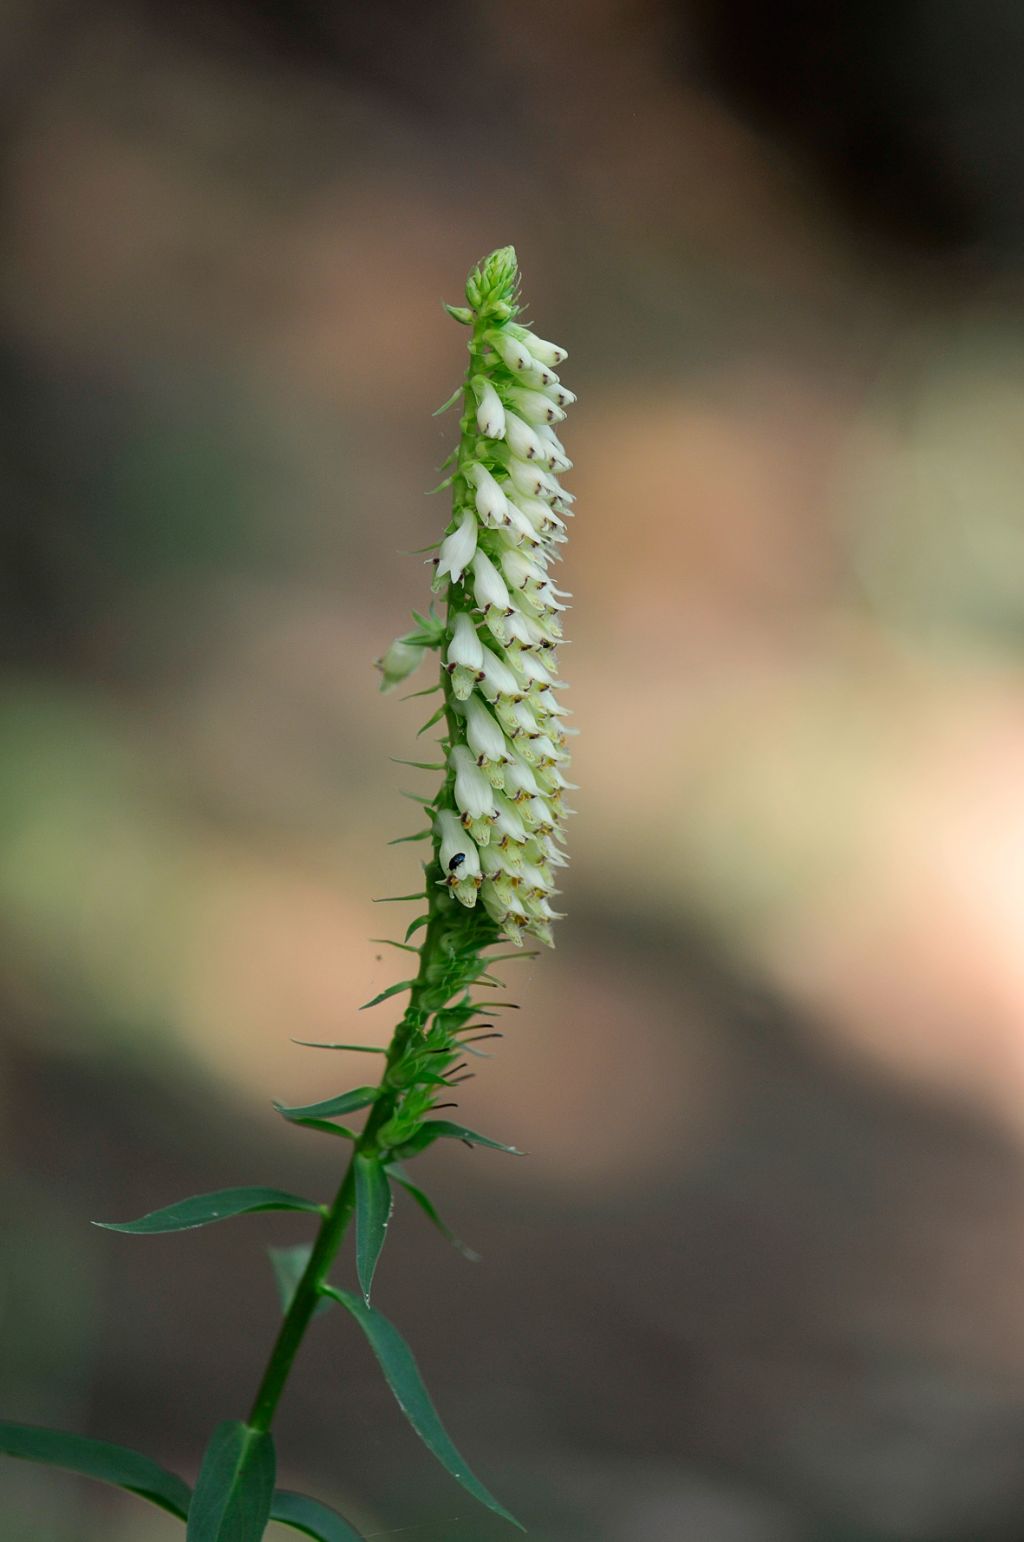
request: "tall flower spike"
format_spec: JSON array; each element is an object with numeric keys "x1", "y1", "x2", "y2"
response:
[{"x1": 388, "y1": 245, "x2": 575, "y2": 948}]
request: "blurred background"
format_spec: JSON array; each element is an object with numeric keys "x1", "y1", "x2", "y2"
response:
[{"x1": 3, "y1": 1, "x2": 1024, "y2": 1537}]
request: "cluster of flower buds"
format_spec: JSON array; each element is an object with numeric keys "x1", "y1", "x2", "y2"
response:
[{"x1": 431, "y1": 247, "x2": 574, "y2": 947}]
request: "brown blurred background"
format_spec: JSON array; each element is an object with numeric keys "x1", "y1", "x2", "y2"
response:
[{"x1": 3, "y1": 1, "x2": 1024, "y2": 1538}]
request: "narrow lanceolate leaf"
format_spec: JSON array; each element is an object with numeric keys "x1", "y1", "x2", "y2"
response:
[
  {"x1": 284, "y1": 1118, "x2": 358, "y2": 1141},
  {"x1": 273, "y1": 1088, "x2": 379, "y2": 1124},
  {"x1": 187, "y1": 1421, "x2": 275, "y2": 1542},
  {"x1": 94, "y1": 1187, "x2": 324, "y2": 1235},
  {"x1": 0, "y1": 1422, "x2": 191, "y2": 1518},
  {"x1": 393, "y1": 1121, "x2": 525, "y2": 1159},
  {"x1": 323, "y1": 1290, "x2": 522, "y2": 1530},
  {"x1": 359, "y1": 979, "x2": 416, "y2": 1011},
  {"x1": 415, "y1": 704, "x2": 446, "y2": 735},
  {"x1": 292, "y1": 1040, "x2": 387, "y2": 1053},
  {"x1": 354, "y1": 1156, "x2": 393, "y2": 1304},
  {"x1": 404, "y1": 914, "x2": 430, "y2": 942},
  {"x1": 387, "y1": 1167, "x2": 480, "y2": 1262},
  {"x1": 271, "y1": 1489, "x2": 365, "y2": 1542},
  {"x1": 268, "y1": 1245, "x2": 335, "y2": 1318},
  {"x1": 387, "y1": 830, "x2": 432, "y2": 845}
]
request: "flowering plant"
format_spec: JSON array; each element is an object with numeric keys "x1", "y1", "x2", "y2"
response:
[{"x1": 0, "y1": 246, "x2": 573, "y2": 1539}]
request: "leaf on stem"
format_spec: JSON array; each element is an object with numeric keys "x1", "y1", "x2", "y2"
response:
[
  {"x1": 271, "y1": 1489, "x2": 366, "y2": 1542},
  {"x1": 393, "y1": 1121, "x2": 525, "y2": 1158},
  {"x1": 268, "y1": 1245, "x2": 334, "y2": 1318},
  {"x1": 284, "y1": 1117, "x2": 358, "y2": 1140},
  {"x1": 354, "y1": 1156, "x2": 393, "y2": 1304},
  {"x1": 187, "y1": 1421, "x2": 275, "y2": 1542},
  {"x1": 387, "y1": 830, "x2": 432, "y2": 845},
  {"x1": 0, "y1": 1422, "x2": 191, "y2": 1518},
  {"x1": 416, "y1": 705, "x2": 447, "y2": 736},
  {"x1": 93, "y1": 1187, "x2": 324, "y2": 1235},
  {"x1": 387, "y1": 1166, "x2": 480, "y2": 1262},
  {"x1": 404, "y1": 914, "x2": 430, "y2": 942},
  {"x1": 431, "y1": 384, "x2": 463, "y2": 417},
  {"x1": 292, "y1": 1040, "x2": 387, "y2": 1053},
  {"x1": 359, "y1": 980, "x2": 416, "y2": 1011},
  {"x1": 322, "y1": 1289, "x2": 523, "y2": 1531},
  {"x1": 273, "y1": 1088, "x2": 379, "y2": 1124}
]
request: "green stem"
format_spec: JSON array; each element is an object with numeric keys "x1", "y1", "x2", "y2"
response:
[
  {"x1": 247, "y1": 900, "x2": 446, "y2": 1433},
  {"x1": 247, "y1": 312, "x2": 489, "y2": 1435}
]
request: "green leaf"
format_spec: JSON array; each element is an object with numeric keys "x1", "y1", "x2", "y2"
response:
[
  {"x1": 393, "y1": 1121, "x2": 525, "y2": 1158},
  {"x1": 400, "y1": 684, "x2": 442, "y2": 702},
  {"x1": 273, "y1": 1088, "x2": 378, "y2": 1124},
  {"x1": 388, "y1": 1167, "x2": 480, "y2": 1262},
  {"x1": 268, "y1": 1245, "x2": 334, "y2": 1318},
  {"x1": 285, "y1": 1118, "x2": 358, "y2": 1141},
  {"x1": 387, "y1": 830, "x2": 432, "y2": 845},
  {"x1": 368, "y1": 938, "x2": 420, "y2": 954},
  {"x1": 94, "y1": 1187, "x2": 324, "y2": 1235},
  {"x1": 432, "y1": 383, "x2": 463, "y2": 415},
  {"x1": 372, "y1": 893, "x2": 425, "y2": 904},
  {"x1": 0, "y1": 1422, "x2": 191, "y2": 1518},
  {"x1": 390, "y1": 758, "x2": 445, "y2": 771},
  {"x1": 416, "y1": 705, "x2": 446, "y2": 736},
  {"x1": 188, "y1": 1421, "x2": 275, "y2": 1542},
  {"x1": 354, "y1": 1157, "x2": 393, "y2": 1305},
  {"x1": 292, "y1": 1040, "x2": 387, "y2": 1053},
  {"x1": 404, "y1": 914, "x2": 430, "y2": 942},
  {"x1": 323, "y1": 1290, "x2": 522, "y2": 1531},
  {"x1": 359, "y1": 979, "x2": 416, "y2": 1011},
  {"x1": 271, "y1": 1489, "x2": 365, "y2": 1542}
]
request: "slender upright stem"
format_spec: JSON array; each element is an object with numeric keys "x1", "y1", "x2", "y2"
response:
[
  {"x1": 247, "y1": 316, "x2": 489, "y2": 1434},
  {"x1": 247, "y1": 895, "x2": 448, "y2": 1432}
]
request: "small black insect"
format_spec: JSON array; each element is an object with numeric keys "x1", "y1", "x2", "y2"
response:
[{"x1": 448, "y1": 852, "x2": 467, "y2": 872}]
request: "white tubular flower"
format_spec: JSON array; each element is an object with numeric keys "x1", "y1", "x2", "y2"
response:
[
  {"x1": 486, "y1": 606, "x2": 535, "y2": 651},
  {"x1": 480, "y1": 879, "x2": 528, "y2": 944},
  {"x1": 502, "y1": 500, "x2": 541, "y2": 548},
  {"x1": 375, "y1": 636, "x2": 425, "y2": 693},
  {"x1": 471, "y1": 376, "x2": 506, "y2": 439},
  {"x1": 542, "y1": 380, "x2": 576, "y2": 409},
  {"x1": 471, "y1": 550, "x2": 511, "y2": 614},
  {"x1": 447, "y1": 611, "x2": 483, "y2": 670},
  {"x1": 509, "y1": 647, "x2": 556, "y2": 689},
  {"x1": 503, "y1": 756, "x2": 540, "y2": 801},
  {"x1": 446, "y1": 610, "x2": 484, "y2": 700},
  {"x1": 478, "y1": 645, "x2": 523, "y2": 702},
  {"x1": 465, "y1": 462, "x2": 510, "y2": 528},
  {"x1": 489, "y1": 329, "x2": 535, "y2": 373},
  {"x1": 534, "y1": 423, "x2": 572, "y2": 471},
  {"x1": 433, "y1": 509, "x2": 477, "y2": 588},
  {"x1": 497, "y1": 546, "x2": 536, "y2": 591},
  {"x1": 451, "y1": 743, "x2": 497, "y2": 844},
  {"x1": 435, "y1": 809, "x2": 482, "y2": 907},
  {"x1": 508, "y1": 324, "x2": 567, "y2": 367},
  {"x1": 505, "y1": 458, "x2": 561, "y2": 500},
  {"x1": 464, "y1": 694, "x2": 511, "y2": 768},
  {"x1": 507, "y1": 387, "x2": 566, "y2": 427},
  {"x1": 492, "y1": 790, "x2": 528, "y2": 846},
  {"x1": 504, "y1": 411, "x2": 546, "y2": 463}
]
